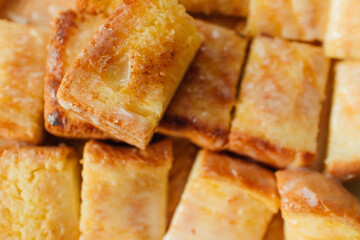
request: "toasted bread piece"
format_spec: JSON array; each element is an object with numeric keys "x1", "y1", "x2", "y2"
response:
[
  {"x1": 45, "y1": 10, "x2": 110, "y2": 139},
  {"x1": 165, "y1": 150, "x2": 279, "y2": 240},
  {"x1": 0, "y1": 146, "x2": 80, "y2": 239},
  {"x1": 81, "y1": 140, "x2": 173, "y2": 240},
  {"x1": 193, "y1": 15, "x2": 246, "y2": 35},
  {"x1": 277, "y1": 169, "x2": 360, "y2": 239},
  {"x1": 246, "y1": 0, "x2": 330, "y2": 42},
  {"x1": 179, "y1": 0, "x2": 248, "y2": 17},
  {"x1": 76, "y1": 0, "x2": 122, "y2": 15},
  {"x1": 324, "y1": 0, "x2": 360, "y2": 59},
  {"x1": 159, "y1": 20, "x2": 248, "y2": 151},
  {"x1": 0, "y1": 20, "x2": 48, "y2": 144},
  {"x1": 0, "y1": 0, "x2": 76, "y2": 26},
  {"x1": 57, "y1": 0, "x2": 203, "y2": 149},
  {"x1": 325, "y1": 61, "x2": 360, "y2": 181},
  {"x1": 167, "y1": 138, "x2": 197, "y2": 225},
  {"x1": 263, "y1": 212, "x2": 284, "y2": 240},
  {"x1": 229, "y1": 35, "x2": 330, "y2": 168}
]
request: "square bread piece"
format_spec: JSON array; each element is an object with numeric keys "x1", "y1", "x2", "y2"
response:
[
  {"x1": 0, "y1": 146, "x2": 80, "y2": 239},
  {"x1": 0, "y1": 0, "x2": 76, "y2": 26},
  {"x1": 325, "y1": 61, "x2": 360, "y2": 181},
  {"x1": 246, "y1": 0, "x2": 330, "y2": 42},
  {"x1": 167, "y1": 138, "x2": 197, "y2": 225},
  {"x1": 276, "y1": 169, "x2": 360, "y2": 240},
  {"x1": 178, "y1": 0, "x2": 248, "y2": 17},
  {"x1": 81, "y1": 140, "x2": 173, "y2": 240},
  {"x1": 159, "y1": 20, "x2": 248, "y2": 151},
  {"x1": 229, "y1": 35, "x2": 330, "y2": 168},
  {"x1": 324, "y1": 0, "x2": 360, "y2": 60},
  {"x1": 0, "y1": 20, "x2": 48, "y2": 144},
  {"x1": 45, "y1": 10, "x2": 110, "y2": 139},
  {"x1": 56, "y1": 0, "x2": 203, "y2": 149},
  {"x1": 263, "y1": 212, "x2": 284, "y2": 240},
  {"x1": 164, "y1": 150, "x2": 280, "y2": 240}
]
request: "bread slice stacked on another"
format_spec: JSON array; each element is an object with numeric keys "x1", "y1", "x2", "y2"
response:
[{"x1": 56, "y1": 0, "x2": 204, "y2": 149}]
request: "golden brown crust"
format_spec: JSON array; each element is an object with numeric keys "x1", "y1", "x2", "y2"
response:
[
  {"x1": 45, "y1": 10, "x2": 110, "y2": 139},
  {"x1": 179, "y1": 0, "x2": 248, "y2": 17},
  {"x1": 57, "y1": 0, "x2": 203, "y2": 149},
  {"x1": 0, "y1": 144, "x2": 78, "y2": 164},
  {"x1": 83, "y1": 139, "x2": 173, "y2": 168},
  {"x1": 0, "y1": 20, "x2": 48, "y2": 144},
  {"x1": 159, "y1": 20, "x2": 248, "y2": 151},
  {"x1": 276, "y1": 169, "x2": 360, "y2": 229},
  {"x1": 199, "y1": 150, "x2": 280, "y2": 211},
  {"x1": 229, "y1": 132, "x2": 315, "y2": 168},
  {"x1": 326, "y1": 161, "x2": 360, "y2": 182}
]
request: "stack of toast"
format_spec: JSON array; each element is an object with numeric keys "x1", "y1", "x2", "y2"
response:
[{"x1": 1, "y1": 0, "x2": 360, "y2": 239}]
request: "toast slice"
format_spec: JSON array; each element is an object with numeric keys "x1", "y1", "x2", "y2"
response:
[
  {"x1": 263, "y1": 212, "x2": 284, "y2": 240},
  {"x1": 76, "y1": 0, "x2": 123, "y2": 15},
  {"x1": 229, "y1": 35, "x2": 330, "y2": 168},
  {"x1": 57, "y1": 0, "x2": 203, "y2": 149},
  {"x1": 277, "y1": 169, "x2": 360, "y2": 239},
  {"x1": 179, "y1": 0, "x2": 248, "y2": 17},
  {"x1": 80, "y1": 140, "x2": 173, "y2": 240},
  {"x1": 0, "y1": 20, "x2": 48, "y2": 144},
  {"x1": 246, "y1": 0, "x2": 330, "y2": 42},
  {"x1": 167, "y1": 138, "x2": 197, "y2": 225},
  {"x1": 324, "y1": 0, "x2": 360, "y2": 59},
  {"x1": 0, "y1": 0, "x2": 76, "y2": 26},
  {"x1": 165, "y1": 150, "x2": 279, "y2": 240},
  {"x1": 45, "y1": 10, "x2": 110, "y2": 139},
  {"x1": 325, "y1": 61, "x2": 360, "y2": 181},
  {"x1": 159, "y1": 20, "x2": 248, "y2": 151},
  {"x1": 0, "y1": 146, "x2": 80, "y2": 239}
]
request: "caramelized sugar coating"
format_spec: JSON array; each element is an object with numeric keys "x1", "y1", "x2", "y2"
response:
[
  {"x1": 325, "y1": 0, "x2": 360, "y2": 60},
  {"x1": 159, "y1": 20, "x2": 248, "y2": 151},
  {"x1": 0, "y1": 20, "x2": 48, "y2": 144},
  {"x1": 277, "y1": 169, "x2": 360, "y2": 240},
  {"x1": 179, "y1": 0, "x2": 248, "y2": 17},
  {"x1": 165, "y1": 150, "x2": 279, "y2": 240},
  {"x1": 0, "y1": 146, "x2": 80, "y2": 239},
  {"x1": 45, "y1": 10, "x2": 110, "y2": 139},
  {"x1": 81, "y1": 140, "x2": 172, "y2": 240},
  {"x1": 325, "y1": 61, "x2": 360, "y2": 181},
  {"x1": 229, "y1": 35, "x2": 330, "y2": 168},
  {"x1": 246, "y1": 0, "x2": 330, "y2": 42},
  {"x1": 57, "y1": 0, "x2": 203, "y2": 149}
]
